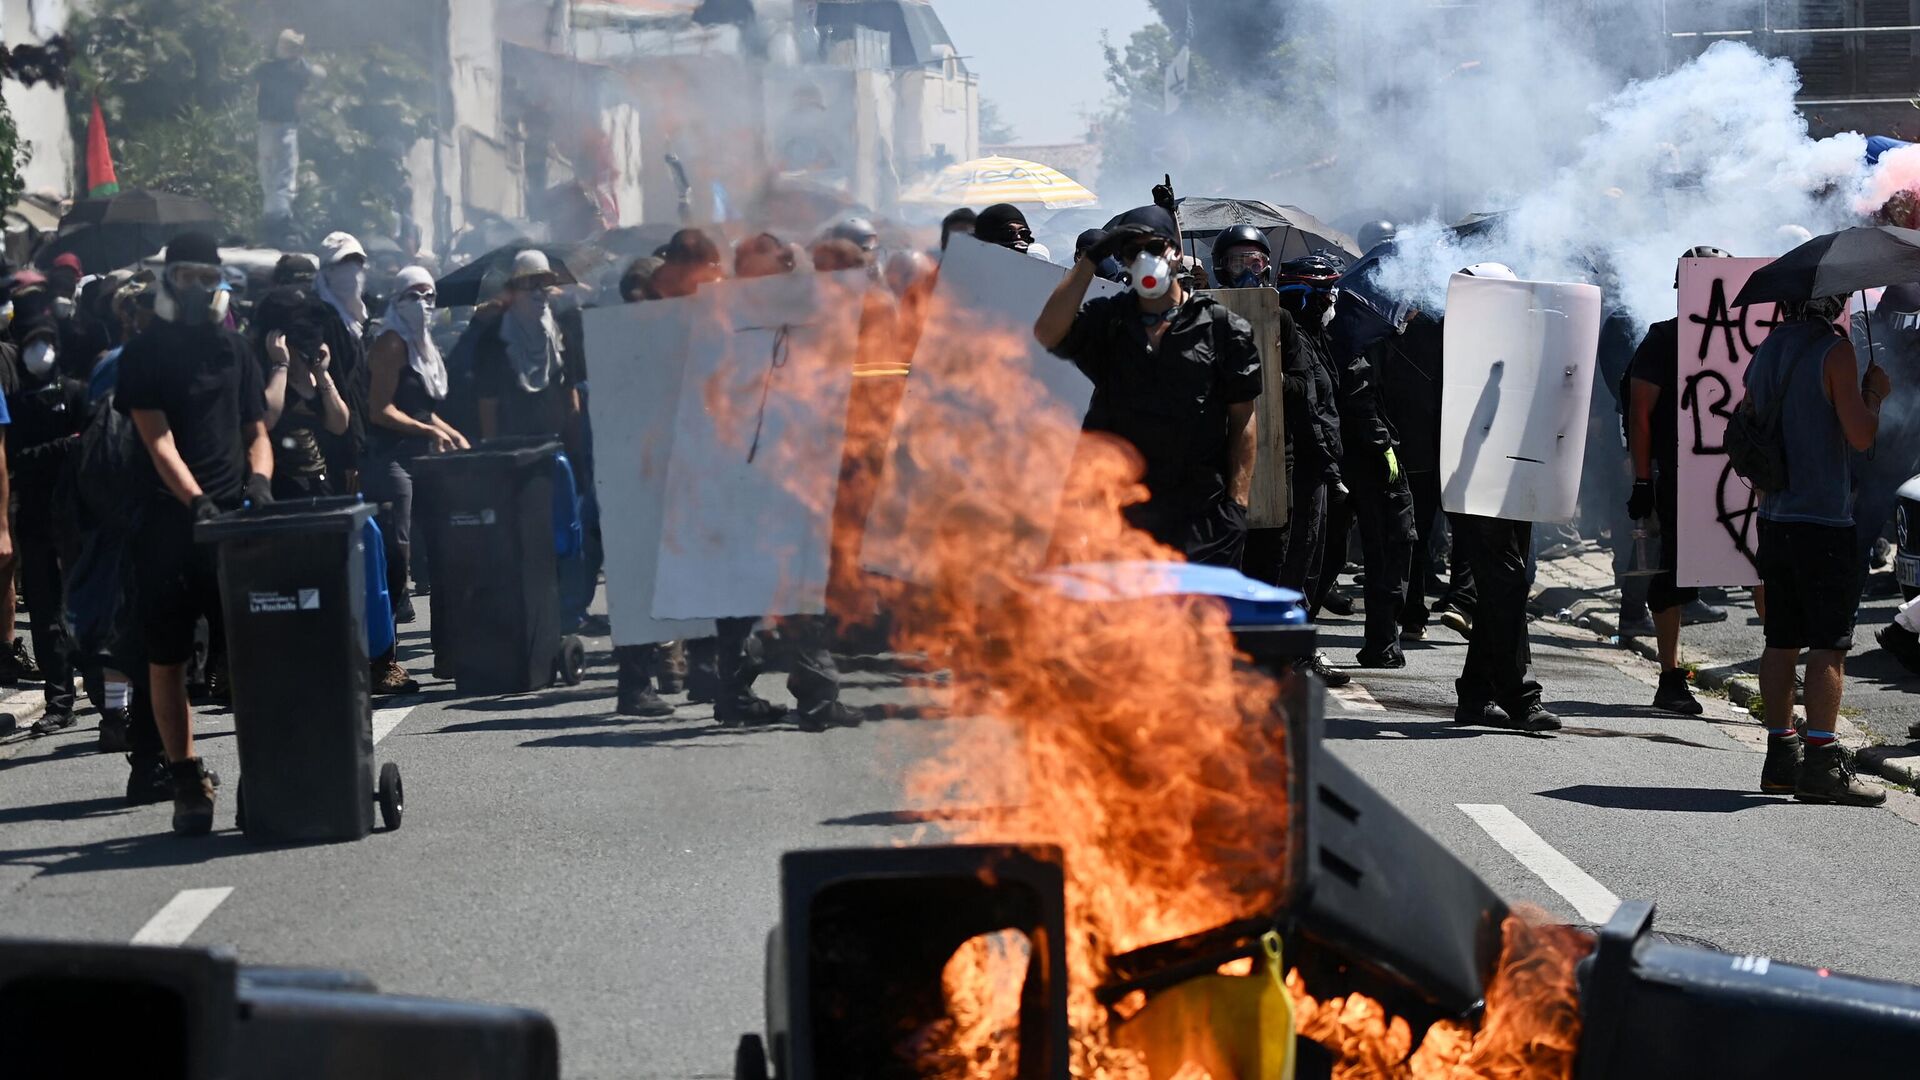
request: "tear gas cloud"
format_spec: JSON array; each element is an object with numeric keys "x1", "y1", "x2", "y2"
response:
[{"x1": 1107, "y1": 1, "x2": 1884, "y2": 328}]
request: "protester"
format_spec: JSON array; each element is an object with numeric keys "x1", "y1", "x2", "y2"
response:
[
  {"x1": 255, "y1": 29, "x2": 318, "y2": 240},
  {"x1": 939, "y1": 207, "x2": 976, "y2": 252},
  {"x1": 312, "y1": 232, "x2": 371, "y2": 487},
  {"x1": 651, "y1": 229, "x2": 726, "y2": 300},
  {"x1": 475, "y1": 251, "x2": 577, "y2": 440},
  {"x1": 973, "y1": 204, "x2": 1034, "y2": 254},
  {"x1": 1035, "y1": 219, "x2": 1262, "y2": 571},
  {"x1": 736, "y1": 234, "x2": 797, "y2": 279},
  {"x1": 1375, "y1": 312, "x2": 1453, "y2": 641},
  {"x1": 6, "y1": 288, "x2": 89, "y2": 735},
  {"x1": 251, "y1": 290, "x2": 349, "y2": 500},
  {"x1": 1745, "y1": 290, "x2": 1888, "y2": 806},
  {"x1": 1328, "y1": 318, "x2": 1416, "y2": 669},
  {"x1": 1447, "y1": 263, "x2": 1561, "y2": 732},
  {"x1": 1625, "y1": 247, "x2": 1738, "y2": 716},
  {"x1": 116, "y1": 232, "x2": 272, "y2": 835},
  {"x1": 618, "y1": 257, "x2": 664, "y2": 303},
  {"x1": 1271, "y1": 255, "x2": 1352, "y2": 686}
]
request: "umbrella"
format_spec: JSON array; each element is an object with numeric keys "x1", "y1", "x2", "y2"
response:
[
  {"x1": 435, "y1": 243, "x2": 590, "y2": 308},
  {"x1": 1120, "y1": 198, "x2": 1358, "y2": 269},
  {"x1": 900, "y1": 155, "x2": 1098, "y2": 210},
  {"x1": 1734, "y1": 226, "x2": 1920, "y2": 307},
  {"x1": 37, "y1": 188, "x2": 220, "y2": 272}
]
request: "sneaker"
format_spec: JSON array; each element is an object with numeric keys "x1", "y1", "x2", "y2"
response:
[
  {"x1": 1873, "y1": 537, "x2": 1895, "y2": 571},
  {"x1": 1501, "y1": 701, "x2": 1564, "y2": 732},
  {"x1": 1440, "y1": 608, "x2": 1474, "y2": 639},
  {"x1": 616, "y1": 687, "x2": 674, "y2": 718},
  {"x1": 1302, "y1": 652, "x2": 1352, "y2": 688},
  {"x1": 97, "y1": 708, "x2": 131, "y2": 754},
  {"x1": 1761, "y1": 733, "x2": 1802, "y2": 794},
  {"x1": 1617, "y1": 613, "x2": 1657, "y2": 639},
  {"x1": 30, "y1": 709, "x2": 76, "y2": 736},
  {"x1": 170, "y1": 757, "x2": 217, "y2": 835},
  {"x1": 1680, "y1": 599, "x2": 1729, "y2": 626},
  {"x1": 1454, "y1": 701, "x2": 1513, "y2": 728},
  {"x1": 796, "y1": 701, "x2": 862, "y2": 733},
  {"x1": 1537, "y1": 541, "x2": 1578, "y2": 561},
  {"x1": 393, "y1": 598, "x2": 417, "y2": 625},
  {"x1": 126, "y1": 753, "x2": 173, "y2": 805},
  {"x1": 578, "y1": 614, "x2": 612, "y2": 638},
  {"x1": 1651, "y1": 669, "x2": 1703, "y2": 716},
  {"x1": 1321, "y1": 591, "x2": 1355, "y2": 617},
  {"x1": 371, "y1": 658, "x2": 420, "y2": 696},
  {"x1": 656, "y1": 674, "x2": 686, "y2": 695},
  {"x1": 716, "y1": 694, "x2": 787, "y2": 728},
  {"x1": 1794, "y1": 742, "x2": 1886, "y2": 807},
  {"x1": 1354, "y1": 647, "x2": 1406, "y2": 669},
  {"x1": 1399, "y1": 624, "x2": 1428, "y2": 642},
  {"x1": 1879, "y1": 623, "x2": 1920, "y2": 676},
  {"x1": 0, "y1": 639, "x2": 38, "y2": 685}
]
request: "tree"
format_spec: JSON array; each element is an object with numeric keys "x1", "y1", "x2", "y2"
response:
[
  {"x1": 67, "y1": 0, "x2": 433, "y2": 245},
  {"x1": 0, "y1": 93, "x2": 32, "y2": 213},
  {"x1": 980, "y1": 98, "x2": 1018, "y2": 145}
]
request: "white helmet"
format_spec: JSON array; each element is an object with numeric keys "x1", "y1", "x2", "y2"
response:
[{"x1": 1460, "y1": 262, "x2": 1518, "y2": 280}]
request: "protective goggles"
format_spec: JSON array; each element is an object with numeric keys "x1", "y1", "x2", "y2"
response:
[
  {"x1": 1223, "y1": 250, "x2": 1271, "y2": 276},
  {"x1": 165, "y1": 263, "x2": 226, "y2": 291}
]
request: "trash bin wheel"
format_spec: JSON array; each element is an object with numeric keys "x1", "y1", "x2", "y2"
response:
[
  {"x1": 557, "y1": 636, "x2": 586, "y2": 686},
  {"x1": 734, "y1": 1034, "x2": 769, "y2": 1080},
  {"x1": 234, "y1": 778, "x2": 246, "y2": 832},
  {"x1": 377, "y1": 762, "x2": 404, "y2": 830}
]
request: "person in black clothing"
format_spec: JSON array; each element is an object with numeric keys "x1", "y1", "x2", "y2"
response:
[
  {"x1": 1035, "y1": 220, "x2": 1262, "y2": 569},
  {"x1": 250, "y1": 288, "x2": 350, "y2": 500},
  {"x1": 255, "y1": 29, "x2": 318, "y2": 238},
  {"x1": 1327, "y1": 334, "x2": 1417, "y2": 669},
  {"x1": 1272, "y1": 256, "x2": 1352, "y2": 685},
  {"x1": 7, "y1": 304, "x2": 89, "y2": 735},
  {"x1": 1376, "y1": 313, "x2": 1461, "y2": 639},
  {"x1": 475, "y1": 251, "x2": 579, "y2": 441},
  {"x1": 312, "y1": 232, "x2": 372, "y2": 489},
  {"x1": 117, "y1": 232, "x2": 272, "y2": 836}
]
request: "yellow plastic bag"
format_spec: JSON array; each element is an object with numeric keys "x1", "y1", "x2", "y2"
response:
[{"x1": 1113, "y1": 931, "x2": 1295, "y2": 1080}]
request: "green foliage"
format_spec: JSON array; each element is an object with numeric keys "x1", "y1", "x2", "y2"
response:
[
  {"x1": 979, "y1": 98, "x2": 1018, "y2": 145},
  {"x1": 0, "y1": 93, "x2": 32, "y2": 212},
  {"x1": 67, "y1": 0, "x2": 433, "y2": 245}
]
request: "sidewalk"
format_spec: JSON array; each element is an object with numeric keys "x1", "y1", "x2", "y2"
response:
[{"x1": 1529, "y1": 541, "x2": 1920, "y2": 789}]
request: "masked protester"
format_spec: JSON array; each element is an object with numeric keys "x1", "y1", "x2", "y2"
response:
[
  {"x1": 1271, "y1": 256, "x2": 1352, "y2": 686},
  {"x1": 254, "y1": 29, "x2": 318, "y2": 241},
  {"x1": 1036, "y1": 218, "x2": 1263, "y2": 570},
  {"x1": 974, "y1": 204, "x2": 1033, "y2": 254},
  {"x1": 116, "y1": 232, "x2": 273, "y2": 835},
  {"x1": 475, "y1": 251, "x2": 578, "y2": 440},
  {"x1": 312, "y1": 232, "x2": 372, "y2": 489}
]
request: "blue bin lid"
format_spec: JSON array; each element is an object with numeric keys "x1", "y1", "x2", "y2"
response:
[{"x1": 1033, "y1": 561, "x2": 1307, "y2": 626}]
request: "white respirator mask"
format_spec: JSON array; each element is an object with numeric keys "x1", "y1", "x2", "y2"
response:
[
  {"x1": 1130, "y1": 251, "x2": 1173, "y2": 300},
  {"x1": 22, "y1": 339, "x2": 55, "y2": 378}
]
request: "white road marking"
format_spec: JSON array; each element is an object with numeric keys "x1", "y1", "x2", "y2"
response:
[
  {"x1": 131, "y1": 887, "x2": 234, "y2": 946},
  {"x1": 373, "y1": 703, "x2": 418, "y2": 745},
  {"x1": 1457, "y1": 803, "x2": 1621, "y2": 924},
  {"x1": 1327, "y1": 683, "x2": 1386, "y2": 712}
]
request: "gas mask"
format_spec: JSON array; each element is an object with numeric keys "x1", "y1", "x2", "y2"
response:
[
  {"x1": 156, "y1": 265, "x2": 225, "y2": 327},
  {"x1": 1130, "y1": 251, "x2": 1174, "y2": 300},
  {"x1": 22, "y1": 340, "x2": 55, "y2": 378}
]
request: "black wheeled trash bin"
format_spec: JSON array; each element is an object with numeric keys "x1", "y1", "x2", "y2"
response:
[
  {"x1": 196, "y1": 497, "x2": 403, "y2": 843},
  {"x1": 412, "y1": 437, "x2": 584, "y2": 696}
]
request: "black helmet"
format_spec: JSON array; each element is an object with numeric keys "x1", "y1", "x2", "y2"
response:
[
  {"x1": 1277, "y1": 254, "x2": 1344, "y2": 286},
  {"x1": 1211, "y1": 224, "x2": 1272, "y2": 286},
  {"x1": 1357, "y1": 220, "x2": 1396, "y2": 252}
]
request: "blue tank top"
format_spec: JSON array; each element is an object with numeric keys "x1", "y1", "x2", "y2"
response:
[{"x1": 1746, "y1": 319, "x2": 1854, "y2": 527}]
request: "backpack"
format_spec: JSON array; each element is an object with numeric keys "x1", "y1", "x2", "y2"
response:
[
  {"x1": 1724, "y1": 346, "x2": 1811, "y2": 495},
  {"x1": 70, "y1": 388, "x2": 146, "y2": 531}
]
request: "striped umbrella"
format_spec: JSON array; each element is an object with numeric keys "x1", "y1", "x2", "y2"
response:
[{"x1": 901, "y1": 155, "x2": 1098, "y2": 209}]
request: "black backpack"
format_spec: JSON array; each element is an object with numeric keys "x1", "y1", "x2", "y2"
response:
[
  {"x1": 69, "y1": 387, "x2": 145, "y2": 531},
  {"x1": 1724, "y1": 347, "x2": 1810, "y2": 495}
]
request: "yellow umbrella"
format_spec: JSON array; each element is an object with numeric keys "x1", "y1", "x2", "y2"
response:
[{"x1": 901, "y1": 155, "x2": 1098, "y2": 209}]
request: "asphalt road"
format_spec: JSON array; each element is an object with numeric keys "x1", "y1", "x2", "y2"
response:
[{"x1": 5, "y1": 589, "x2": 1920, "y2": 1079}]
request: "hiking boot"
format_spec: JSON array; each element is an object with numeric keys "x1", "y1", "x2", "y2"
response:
[
  {"x1": 170, "y1": 757, "x2": 217, "y2": 835},
  {"x1": 1321, "y1": 591, "x2": 1355, "y2": 617},
  {"x1": 1795, "y1": 742, "x2": 1886, "y2": 807},
  {"x1": 1301, "y1": 652, "x2": 1351, "y2": 688},
  {"x1": 1761, "y1": 732, "x2": 1802, "y2": 795},
  {"x1": 617, "y1": 687, "x2": 675, "y2": 718},
  {"x1": 97, "y1": 708, "x2": 131, "y2": 754},
  {"x1": 1454, "y1": 701, "x2": 1513, "y2": 728},
  {"x1": 1354, "y1": 647, "x2": 1406, "y2": 669},
  {"x1": 1617, "y1": 612, "x2": 1657, "y2": 639},
  {"x1": 1652, "y1": 669, "x2": 1703, "y2": 716},
  {"x1": 796, "y1": 701, "x2": 862, "y2": 733},
  {"x1": 371, "y1": 657, "x2": 419, "y2": 696},
  {"x1": 716, "y1": 694, "x2": 787, "y2": 729},
  {"x1": 1440, "y1": 608, "x2": 1474, "y2": 639},
  {"x1": 1879, "y1": 623, "x2": 1920, "y2": 676},
  {"x1": 1680, "y1": 599, "x2": 1729, "y2": 626},
  {"x1": 30, "y1": 709, "x2": 76, "y2": 736},
  {"x1": 1502, "y1": 701, "x2": 1564, "y2": 732},
  {"x1": 126, "y1": 753, "x2": 173, "y2": 806},
  {"x1": 0, "y1": 639, "x2": 39, "y2": 685}
]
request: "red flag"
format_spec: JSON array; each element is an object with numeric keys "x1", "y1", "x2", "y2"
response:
[{"x1": 86, "y1": 97, "x2": 119, "y2": 198}]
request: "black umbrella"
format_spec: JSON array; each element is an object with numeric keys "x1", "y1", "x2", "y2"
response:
[
  {"x1": 1734, "y1": 226, "x2": 1920, "y2": 306},
  {"x1": 36, "y1": 188, "x2": 221, "y2": 273},
  {"x1": 435, "y1": 244, "x2": 589, "y2": 308}
]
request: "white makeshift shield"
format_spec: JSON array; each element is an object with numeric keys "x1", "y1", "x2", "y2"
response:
[
  {"x1": 650, "y1": 270, "x2": 867, "y2": 620},
  {"x1": 1440, "y1": 273, "x2": 1603, "y2": 523}
]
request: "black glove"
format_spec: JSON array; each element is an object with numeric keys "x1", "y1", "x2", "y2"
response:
[
  {"x1": 245, "y1": 472, "x2": 274, "y2": 509},
  {"x1": 191, "y1": 494, "x2": 219, "y2": 523},
  {"x1": 1088, "y1": 224, "x2": 1158, "y2": 266},
  {"x1": 1627, "y1": 479, "x2": 1655, "y2": 521}
]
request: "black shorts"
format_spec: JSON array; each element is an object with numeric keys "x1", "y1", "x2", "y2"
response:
[
  {"x1": 1756, "y1": 518, "x2": 1860, "y2": 652},
  {"x1": 1648, "y1": 471, "x2": 1699, "y2": 615},
  {"x1": 132, "y1": 499, "x2": 225, "y2": 666}
]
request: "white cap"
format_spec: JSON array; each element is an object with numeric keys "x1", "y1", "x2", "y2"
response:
[
  {"x1": 511, "y1": 249, "x2": 553, "y2": 281},
  {"x1": 394, "y1": 266, "x2": 435, "y2": 294},
  {"x1": 320, "y1": 231, "x2": 367, "y2": 266},
  {"x1": 1461, "y1": 262, "x2": 1518, "y2": 281}
]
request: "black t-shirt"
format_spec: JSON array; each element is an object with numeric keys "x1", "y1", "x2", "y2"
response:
[
  {"x1": 116, "y1": 321, "x2": 266, "y2": 505},
  {"x1": 1050, "y1": 291, "x2": 1263, "y2": 511},
  {"x1": 474, "y1": 325, "x2": 573, "y2": 440},
  {"x1": 1627, "y1": 318, "x2": 1680, "y2": 471},
  {"x1": 255, "y1": 58, "x2": 312, "y2": 124}
]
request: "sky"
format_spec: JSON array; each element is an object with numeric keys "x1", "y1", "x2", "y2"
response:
[{"x1": 936, "y1": 0, "x2": 1161, "y2": 145}]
